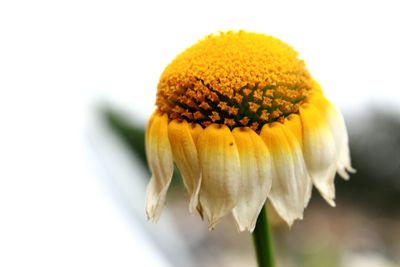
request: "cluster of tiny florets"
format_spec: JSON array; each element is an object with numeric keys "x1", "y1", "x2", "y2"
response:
[{"x1": 156, "y1": 31, "x2": 313, "y2": 132}]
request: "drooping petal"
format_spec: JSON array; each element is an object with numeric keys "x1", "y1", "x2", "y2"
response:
[
  {"x1": 285, "y1": 114, "x2": 313, "y2": 208},
  {"x1": 336, "y1": 136, "x2": 356, "y2": 179},
  {"x1": 309, "y1": 86, "x2": 355, "y2": 180},
  {"x1": 231, "y1": 127, "x2": 272, "y2": 232},
  {"x1": 145, "y1": 112, "x2": 174, "y2": 222},
  {"x1": 326, "y1": 104, "x2": 355, "y2": 179},
  {"x1": 189, "y1": 123, "x2": 205, "y2": 218},
  {"x1": 168, "y1": 120, "x2": 201, "y2": 213},
  {"x1": 320, "y1": 98, "x2": 355, "y2": 179},
  {"x1": 260, "y1": 122, "x2": 309, "y2": 226},
  {"x1": 300, "y1": 103, "x2": 337, "y2": 206},
  {"x1": 197, "y1": 124, "x2": 241, "y2": 229}
]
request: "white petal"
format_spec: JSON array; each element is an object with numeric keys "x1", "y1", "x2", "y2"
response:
[
  {"x1": 231, "y1": 127, "x2": 272, "y2": 232},
  {"x1": 168, "y1": 120, "x2": 201, "y2": 213},
  {"x1": 329, "y1": 105, "x2": 356, "y2": 179},
  {"x1": 313, "y1": 95, "x2": 355, "y2": 180},
  {"x1": 300, "y1": 103, "x2": 337, "y2": 206},
  {"x1": 337, "y1": 139, "x2": 356, "y2": 179},
  {"x1": 260, "y1": 122, "x2": 309, "y2": 226},
  {"x1": 189, "y1": 123, "x2": 205, "y2": 218},
  {"x1": 197, "y1": 124, "x2": 241, "y2": 229},
  {"x1": 145, "y1": 112, "x2": 174, "y2": 222},
  {"x1": 285, "y1": 114, "x2": 313, "y2": 208}
]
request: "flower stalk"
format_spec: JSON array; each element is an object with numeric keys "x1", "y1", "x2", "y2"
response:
[{"x1": 252, "y1": 205, "x2": 275, "y2": 267}]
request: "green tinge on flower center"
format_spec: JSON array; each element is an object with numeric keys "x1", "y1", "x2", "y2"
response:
[{"x1": 156, "y1": 31, "x2": 313, "y2": 132}]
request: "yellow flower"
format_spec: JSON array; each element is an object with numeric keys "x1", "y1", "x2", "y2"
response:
[{"x1": 145, "y1": 31, "x2": 355, "y2": 231}]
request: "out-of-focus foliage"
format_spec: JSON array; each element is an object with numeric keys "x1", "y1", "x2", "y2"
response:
[
  {"x1": 103, "y1": 108, "x2": 147, "y2": 168},
  {"x1": 103, "y1": 108, "x2": 182, "y2": 185}
]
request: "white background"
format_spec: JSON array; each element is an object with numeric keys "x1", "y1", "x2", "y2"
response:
[{"x1": 1, "y1": 0, "x2": 399, "y2": 266}]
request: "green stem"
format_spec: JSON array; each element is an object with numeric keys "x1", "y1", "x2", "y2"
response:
[{"x1": 252, "y1": 205, "x2": 275, "y2": 267}]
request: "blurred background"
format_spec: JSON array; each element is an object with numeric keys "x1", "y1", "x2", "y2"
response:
[{"x1": 0, "y1": 0, "x2": 399, "y2": 266}]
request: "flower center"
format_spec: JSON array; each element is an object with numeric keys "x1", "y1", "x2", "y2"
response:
[{"x1": 156, "y1": 31, "x2": 312, "y2": 132}]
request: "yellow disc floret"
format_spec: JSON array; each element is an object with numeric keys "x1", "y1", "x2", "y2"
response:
[{"x1": 156, "y1": 31, "x2": 313, "y2": 132}]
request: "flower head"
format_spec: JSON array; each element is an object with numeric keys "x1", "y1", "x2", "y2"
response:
[{"x1": 145, "y1": 31, "x2": 354, "y2": 231}]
